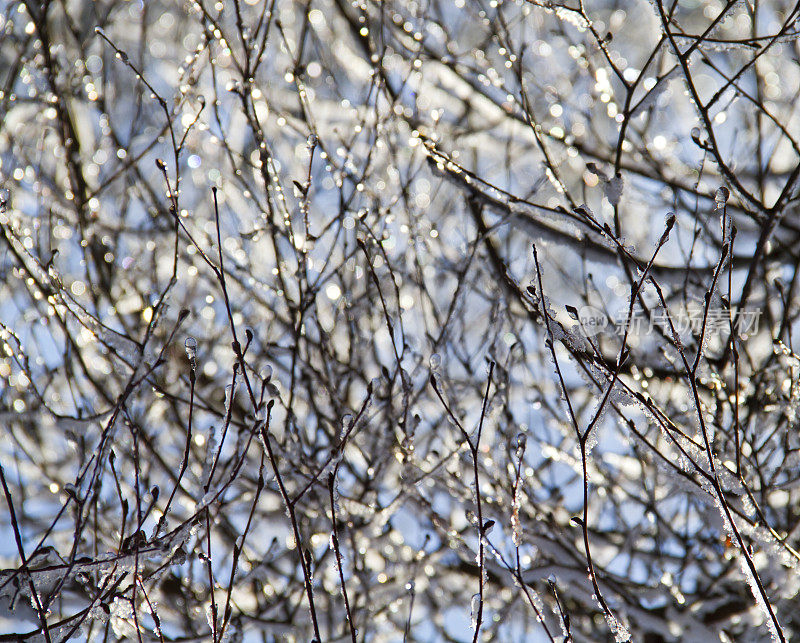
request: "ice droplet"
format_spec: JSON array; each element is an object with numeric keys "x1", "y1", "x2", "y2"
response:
[
  {"x1": 429, "y1": 353, "x2": 441, "y2": 370},
  {"x1": 224, "y1": 385, "x2": 234, "y2": 413},
  {"x1": 254, "y1": 404, "x2": 266, "y2": 422},
  {"x1": 184, "y1": 336, "x2": 197, "y2": 354},
  {"x1": 184, "y1": 337, "x2": 197, "y2": 367},
  {"x1": 604, "y1": 174, "x2": 624, "y2": 206},
  {"x1": 340, "y1": 414, "x2": 353, "y2": 440},
  {"x1": 715, "y1": 186, "x2": 730, "y2": 208},
  {"x1": 511, "y1": 513, "x2": 522, "y2": 546},
  {"x1": 171, "y1": 546, "x2": 187, "y2": 566},
  {"x1": 605, "y1": 613, "x2": 631, "y2": 642},
  {"x1": 470, "y1": 593, "x2": 481, "y2": 630}
]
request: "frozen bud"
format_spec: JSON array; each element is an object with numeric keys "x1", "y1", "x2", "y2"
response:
[
  {"x1": 515, "y1": 432, "x2": 527, "y2": 458},
  {"x1": 585, "y1": 162, "x2": 604, "y2": 179}
]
